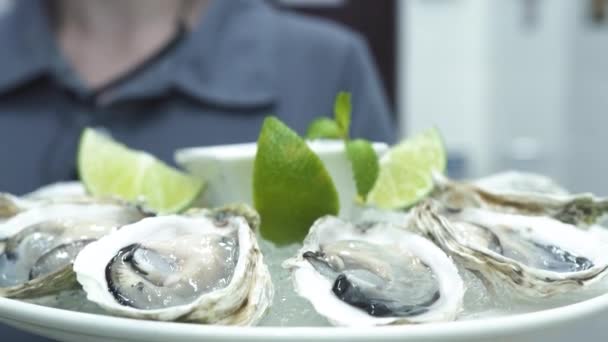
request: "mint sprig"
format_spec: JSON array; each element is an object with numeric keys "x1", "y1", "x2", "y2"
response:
[
  {"x1": 306, "y1": 118, "x2": 342, "y2": 140},
  {"x1": 334, "y1": 92, "x2": 351, "y2": 139},
  {"x1": 305, "y1": 91, "x2": 379, "y2": 200}
]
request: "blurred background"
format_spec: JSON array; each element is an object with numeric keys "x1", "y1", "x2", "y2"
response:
[
  {"x1": 279, "y1": 0, "x2": 608, "y2": 194},
  {"x1": 1, "y1": 0, "x2": 605, "y2": 193}
]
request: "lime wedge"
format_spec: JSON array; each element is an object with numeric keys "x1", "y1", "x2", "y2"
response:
[
  {"x1": 367, "y1": 127, "x2": 446, "y2": 209},
  {"x1": 253, "y1": 117, "x2": 339, "y2": 244},
  {"x1": 78, "y1": 128, "x2": 204, "y2": 214}
]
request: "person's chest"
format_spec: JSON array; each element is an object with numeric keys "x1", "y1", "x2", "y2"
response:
[{"x1": 0, "y1": 88, "x2": 271, "y2": 194}]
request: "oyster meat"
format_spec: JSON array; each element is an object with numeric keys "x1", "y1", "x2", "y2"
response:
[
  {"x1": 414, "y1": 200, "x2": 608, "y2": 297},
  {"x1": 73, "y1": 205, "x2": 273, "y2": 325},
  {"x1": 433, "y1": 173, "x2": 608, "y2": 228},
  {"x1": 0, "y1": 198, "x2": 145, "y2": 298},
  {"x1": 284, "y1": 216, "x2": 464, "y2": 326}
]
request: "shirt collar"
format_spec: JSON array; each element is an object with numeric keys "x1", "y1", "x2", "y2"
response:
[{"x1": 0, "y1": 0, "x2": 278, "y2": 109}]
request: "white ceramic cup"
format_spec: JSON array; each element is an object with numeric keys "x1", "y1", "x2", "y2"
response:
[{"x1": 174, "y1": 140, "x2": 388, "y2": 218}]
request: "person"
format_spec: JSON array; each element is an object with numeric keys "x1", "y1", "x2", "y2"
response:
[{"x1": 0, "y1": 0, "x2": 394, "y2": 340}]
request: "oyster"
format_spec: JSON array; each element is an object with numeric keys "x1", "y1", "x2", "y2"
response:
[
  {"x1": 0, "y1": 193, "x2": 24, "y2": 221},
  {"x1": 24, "y1": 181, "x2": 87, "y2": 201},
  {"x1": 73, "y1": 205, "x2": 272, "y2": 325},
  {"x1": 0, "y1": 199, "x2": 145, "y2": 298},
  {"x1": 414, "y1": 200, "x2": 608, "y2": 297},
  {"x1": 284, "y1": 216, "x2": 464, "y2": 326},
  {"x1": 474, "y1": 171, "x2": 569, "y2": 196},
  {"x1": 1, "y1": 182, "x2": 89, "y2": 222},
  {"x1": 433, "y1": 173, "x2": 608, "y2": 228}
]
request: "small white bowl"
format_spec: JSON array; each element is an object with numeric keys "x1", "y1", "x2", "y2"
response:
[{"x1": 175, "y1": 141, "x2": 388, "y2": 218}]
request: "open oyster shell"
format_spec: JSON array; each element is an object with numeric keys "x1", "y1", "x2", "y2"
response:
[
  {"x1": 1, "y1": 182, "x2": 89, "y2": 222},
  {"x1": 473, "y1": 171, "x2": 569, "y2": 196},
  {"x1": 24, "y1": 181, "x2": 87, "y2": 201},
  {"x1": 414, "y1": 200, "x2": 608, "y2": 297},
  {"x1": 73, "y1": 205, "x2": 272, "y2": 325},
  {"x1": 433, "y1": 173, "x2": 608, "y2": 228},
  {"x1": 284, "y1": 216, "x2": 464, "y2": 326},
  {"x1": 0, "y1": 193, "x2": 24, "y2": 221},
  {"x1": 0, "y1": 198, "x2": 145, "y2": 298}
]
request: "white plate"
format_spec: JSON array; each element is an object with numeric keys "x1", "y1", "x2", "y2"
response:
[
  {"x1": 4, "y1": 144, "x2": 608, "y2": 340},
  {"x1": 1, "y1": 292, "x2": 608, "y2": 342}
]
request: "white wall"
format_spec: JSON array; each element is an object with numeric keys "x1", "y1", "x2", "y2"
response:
[
  {"x1": 487, "y1": 0, "x2": 575, "y2": 184},
  {"x1": 399, "y1": 0, "x2": 608, "y2": 194},
  {"x1": 399, "y1": 0, "x2": 491, "y2": 178},
  {"x1": 564, "y1": 4, "x2": 608, "y2": 193}
]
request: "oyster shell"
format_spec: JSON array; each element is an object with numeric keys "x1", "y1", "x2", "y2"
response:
[
  {"x1": 433, "y1": 173, "x2": 608, "y2": 228},
  {"x1": 0, "y1": 199, "x2": 145, "y2": 298},
  {"x1": 0, "y1": 193, "x2": 24, "y2": 221},
  {"x1": 73, "y1": 205, "x2": 272, "y2": 325},
  {"x1": 284, "y1": 216, "x2": 464, "y2": 326},
  {"x1": 414, "y1": 200, "x2": 608, "y2": 297},
  {"x1": 24, "y1": 181, "x2": 87, "y2": 201},
  {"x1": 1, "y1": 182, "x2": 91, "y2": 222},
  {"x1": 474, "y1": 171, "x2": 569, "y2": 196}
]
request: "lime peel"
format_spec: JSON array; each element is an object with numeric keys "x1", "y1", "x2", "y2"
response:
[{"x1": 253, "y1": 117, "x2": 339, "y2": 244}]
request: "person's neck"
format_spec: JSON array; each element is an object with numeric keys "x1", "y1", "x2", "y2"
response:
[{"x1": 54, "y1": 0, "x2": 208, "y2": 89}]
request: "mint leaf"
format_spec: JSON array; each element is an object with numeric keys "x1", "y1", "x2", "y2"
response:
[
  {"x1": 334, "y1": 92, "x2": 351, "y2": 139},
  {"x1": 306, "y1": 117, "x2": 342, "y2": 140},
  {"x1": 346, "y1": 139, "x2": 379, "y2": 200}
]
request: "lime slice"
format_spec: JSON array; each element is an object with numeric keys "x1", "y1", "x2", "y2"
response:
[
  {"x1": 253, "y1": 117, "x2": 339, "y2": 244},
  {"x1": 78, "y1": 128, "x2": 204, "y2": 214},
  {"x1": 367, "y1": 127, "x2": 446, "y2": 209}
]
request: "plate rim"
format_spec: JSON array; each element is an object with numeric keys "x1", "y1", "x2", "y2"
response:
[{"x1": 2, "y1": 290, "x2": 608, "y2": 340}]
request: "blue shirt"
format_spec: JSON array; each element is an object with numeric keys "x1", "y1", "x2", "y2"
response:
[
  {"x1": 0, "y1": 0, "x2": 394, "y2": 196},
  {"x1": 0, "y1": 0, "x2": 393, "y2": 338}
]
